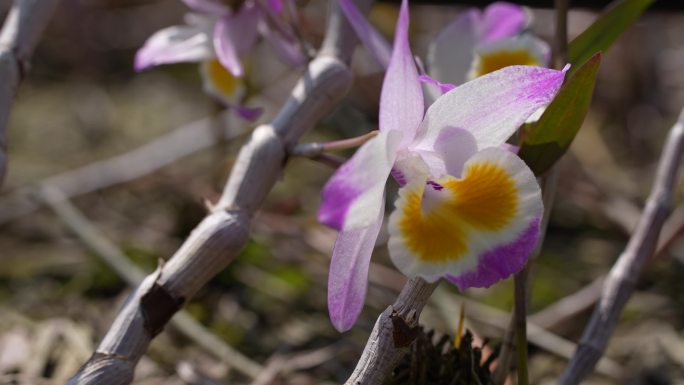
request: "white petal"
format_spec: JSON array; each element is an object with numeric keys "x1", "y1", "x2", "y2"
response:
[
  {"x1": 413, "y1": 65, "x2": 565, "y2": 151},
  {"x1": 135, "y1": 23, "x2": 214, "y2": 71}
]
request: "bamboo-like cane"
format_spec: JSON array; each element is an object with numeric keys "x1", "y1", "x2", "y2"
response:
[
  {"x1": 0, "y1": 0, "x2": 60, "y2": 185},
  {"x1": 559, "y1": 108, "x2": 684, "y2": 385},
  {"x1": 65, "y1": 1, "x2": 373, "y2": 384}
]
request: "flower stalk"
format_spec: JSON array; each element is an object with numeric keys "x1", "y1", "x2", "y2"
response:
[{"x1": 290, "y1": 130, "x2": 379, "y2": 158}]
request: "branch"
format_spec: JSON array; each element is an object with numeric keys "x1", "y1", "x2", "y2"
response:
[
  {"x1": 530, "y1": 197, "x2": 684, "y2": 332},
  {"x1": 0, "y1": 0, "x2": 60, "y2": 186},
  {"x1": 345, "y1": 278, "x2": 439, "y2": 385},
  {"x1": 65, "y1": 1, "x2": 372, "y2": 383},
  {"x1": 39, "y1": 185, "x2": 263, "y2": 379},
  {"x1": 558, "y1": 108, "x2": 684, "y2": 385},
  {"x1": 0, "y1": 113, "x2": 243, "y2": 225}
]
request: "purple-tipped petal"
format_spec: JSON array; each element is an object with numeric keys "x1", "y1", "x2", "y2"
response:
[
  {"x1": 418, "y1": 74, "x2": 455, "y2": 95},
  {"x1": 379, "y1": 0, "x2": 423, "y2": 146},
  {"x1": 328, "y1": 202, "x2": 384, "y2": 332},
  {"x1": 480, "y1": 2, "x2": 527, "y2": 43},
  {"x1": 426, "y1": 9, "x2": 480, "y2": 86},
  {"x1": 134, "y1": 24, "x2": 213, "y2": 71},
  {"x1": 339, "y1": 0, "x2": 392, "y2": 69},
  {"x1": 319, "y1": 130, "x2": 402, "y2": 231},
  {"x1": 415, "y1": 65, "x2": 566, "y2": 151},
  {"x1": 181, "y1": 0, "x2": 230, "y2": 15},
  {"x1": 213, "y1": 4, "x2": 261, "y2": 77},
  {"x1": 447, "y1": 218, "x2": 539, "y2": 290}
]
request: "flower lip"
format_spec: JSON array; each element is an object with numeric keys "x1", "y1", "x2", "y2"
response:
[
  {"x1": 388, "y1": 147, "x2": 543, "y2": 285},
  {"x1": 447, "y1": 217, "x2": 540, "y2": 290},
  {"x1": 420, "y1": 180, "x2": 447, "y2": 215}
]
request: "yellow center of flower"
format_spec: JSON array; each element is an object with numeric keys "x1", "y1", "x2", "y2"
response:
[
  {"x1": 397, "y1": 162, "x2": 518, "y2": 263},
  {"x1": 473, "y1": 50, "x2": 541, "y2": 78},
  {"x1": 207, "y1": 59, "x2": 241, "y2": 98}
]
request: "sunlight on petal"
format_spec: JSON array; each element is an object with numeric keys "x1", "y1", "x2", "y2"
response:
[{"x1": 388, "y1": 147, "x2": 542, "y2": 284}]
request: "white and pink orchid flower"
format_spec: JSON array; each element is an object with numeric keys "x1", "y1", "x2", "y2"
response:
[
  {"x1": 341, "y1": 0, "x2": 550, "y2": 95},
  {"x1": 318, "y1": 0, "x2": 566, "y2": 332},
  {"x1": 134, "y1": 0, "x2": 305, "y2": 119}
]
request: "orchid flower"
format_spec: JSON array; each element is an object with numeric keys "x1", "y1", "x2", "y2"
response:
[
  {"x1": 134, "y1": 0, "x2": 306, "y2": 119},
  {"x1": 341, "y1": 0, "x2": 550, "y2": 94},
  {"x1": 319, "y1": 0, "x2": 566, "y2": 332}
]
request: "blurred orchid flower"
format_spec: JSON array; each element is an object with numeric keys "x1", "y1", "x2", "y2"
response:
[
  {"x1": 134, "y1": 0, "x2": 306, "y2": 119},
  {"x1": 340, "y1": 0, "x2": 550, "y2": 94},
  {"x1": 319, "y1": 0, "x2": 566, "y2": 332}
]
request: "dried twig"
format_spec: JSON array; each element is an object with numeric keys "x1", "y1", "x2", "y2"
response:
[
  {"x1": 0, "y1": 0, "x2": 60, "y2": 185},
  {"x1": 38, "y1": 185, "x2": 263, "y2": 380},
  {"x1": 345, "y1": 278, "x2": 440, "y2": 385},
  {"x1": 0, "y1": 113, "x2": 243, "y2": 224},
  {"x1": 65, "y1": 1, "x2": 370, "y2": 384},
  {"x1": 249, "y1": 344, "x2": 339, "y2": 385},
  {"x1": 559, "y1": 108, "x2": 684, "y2": 385},
  {"x1": 530, "y1": 200, "x2": 684, "y2": 332}
]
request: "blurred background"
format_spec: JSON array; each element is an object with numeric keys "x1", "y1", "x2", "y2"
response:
[{"x1": 1, "y1": 1, "x2": 684, "y2": 384}]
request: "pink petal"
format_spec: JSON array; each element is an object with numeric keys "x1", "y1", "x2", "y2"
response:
[
  {"x1": 414, "y1": 65, "x2": 566, "y2": 152},
  {"x1": 318, "y1": 130, "x2": 402, "y2": 231},
  {"x1": 213, "y1": 5, "x2": 261, "y2": 77},
  {"x1": 480, "y1": 2, "x2": 527, "y2": 44},
  {"x1": 135, "y1": 24, "x2": 213, "y2": 71},
  {"x1": 447, "y1": 218, "x2": 539, "y2": 290},
  {"x1": 181, "y1": 0, "x2": 230, "y2": 15},
  {"x1": 339, "y1": 0, "x2": 392, "y2": 69},
  {"x1": 379, "y1": 0, "x2": 423, "y2": 147},
  {"x1": 426, "y1": 9, "x2": 480, "y2": 86},
  {"x1": 328, "y1": 202, "x2": 384, "y2": 332}
]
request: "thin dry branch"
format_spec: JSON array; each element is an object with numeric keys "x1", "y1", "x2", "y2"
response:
[
  {"x1": 345, "y1": 278, "x2": 439, "y2": 385},
  {"x1": 65, "y1": 1, "x2": 370, "y2": 384},
  {"x1": 0, "y1": 0, "x2": 60, "y2": 185},
  {"x1": 39, "y1": 185, "x2": 263, "y2": 379},
  {"x1": 530, "y1": 200, "x2": 684, "y2": 332},
  {"x1": 0, "y1": 112, "x2": 244, "y2": 224},
  {"x1": 558, "y1": 108, "x2": 684, "y2": 385}
]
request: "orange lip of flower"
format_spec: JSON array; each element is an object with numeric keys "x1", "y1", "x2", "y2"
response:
[{"x1": 397, "y1": 161, "x2": 519, "y2": 263}]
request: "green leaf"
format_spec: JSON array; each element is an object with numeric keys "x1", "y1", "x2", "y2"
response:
[
  {"x1": 568, "y1": 0, "x2": 654, "y2": 70},
  {"x1": 519, "y1": 53, "x2": 601, "y2": 176}
]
